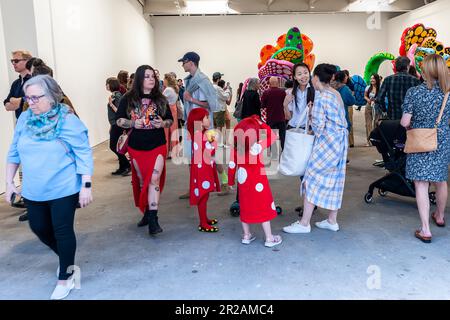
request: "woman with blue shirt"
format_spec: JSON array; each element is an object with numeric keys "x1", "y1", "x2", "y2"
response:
[
  {"x1": 5, "y1": 75, "x2": 93, "y2": 300},
  {"x1": 333, "y1": 71, "x2": 356, "y2": 134}
]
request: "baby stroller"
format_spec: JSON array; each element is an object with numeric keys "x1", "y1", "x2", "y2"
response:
[
  {"x1": 229, "y1": 189, "x2": 283, "y2": 217},
  {"x1": 364, "y1": 120, "x2": 436, "y2": 204}
]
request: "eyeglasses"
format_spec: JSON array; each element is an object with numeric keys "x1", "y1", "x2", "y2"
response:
[
  {"x1": 11, "y1": 59, "x2": 26, "y2": 64},
  {"x1": 24, "y1": 95, "x2": 46, "y2": 104}
]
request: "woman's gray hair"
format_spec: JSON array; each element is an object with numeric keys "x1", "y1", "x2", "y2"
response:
[
  {"x1": 246, "y1": 78, "x2": 260, "y2": 91},
  {"x1": 23, "y1": 75, "x2": 63, "y2": 106}
]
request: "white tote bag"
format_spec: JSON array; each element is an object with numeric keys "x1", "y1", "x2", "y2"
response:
[{"x1": 278, "y1": 109, "x2": 314, "y2": 176}]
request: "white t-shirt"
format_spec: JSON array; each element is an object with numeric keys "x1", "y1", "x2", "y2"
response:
[
  {"x1": 287, "y1": 86, "x2": 309, "y2": 128},
  {"x1": 163, "y1": 87, "x2": 179, "y2": 105},
  {"x1": 213, "y1": 84, "x2": 231, "y2": 112}
]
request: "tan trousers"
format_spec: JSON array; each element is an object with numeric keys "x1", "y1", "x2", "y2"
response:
[
  {"x1": 365, "y1": 104, "x2": 373, "y2": 144},
  {"x1": 348, "y1": 106, "x2": 354, "y2": 147}
]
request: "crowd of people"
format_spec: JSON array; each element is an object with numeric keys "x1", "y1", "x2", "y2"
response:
[{"x1": 3, "y1": 48, "x2": 450, "y2": 299}]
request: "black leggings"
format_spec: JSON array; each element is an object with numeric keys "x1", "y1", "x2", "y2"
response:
[
  {"x1": 110, "y1": 125, "x2": 130, "y2": 170},
  {"x1": 25, "y1": 193, "x2": 79, "y2": 280},
  {"x1": 270, "y1": 121, "x2": 287, "y2": 151}
]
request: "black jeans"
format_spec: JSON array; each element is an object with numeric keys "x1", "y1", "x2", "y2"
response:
[
  {"x1": 110, "y1": 125, "x2": 130, "y2": 170},
  {"x1": 25, "y1": 193, "x2": 79, "y2": 280},
  {"x1": 270, "y1": 121, "x2": 287, "y2": 151}
]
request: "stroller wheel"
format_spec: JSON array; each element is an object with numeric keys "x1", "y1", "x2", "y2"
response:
[
  {"x1": 364, "y1": 193, "x2": 373, "y2": 204},
  {"x1": 230, "y1": 201, "x2": 240, "y2": 217},
  {"x1": 378, "y1": 189, "x2": 387, "y2": 197},
  {"x1": 429, "y1": 192, "x2": 436, "y2": 205},
  {"x1": 276, "y1": 206, "x2": 282, "y2": 215}
]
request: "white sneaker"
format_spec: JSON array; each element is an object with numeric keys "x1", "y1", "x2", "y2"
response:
[
  {"x1": 283, "y1": 221, "x2": 311, "y2": 234},
  {"x1": 223, "y1": 144, "x2": 230, "y2": 149},
  {"x1": 315, "y1": 219, "x2": 339, "y2": 232},
  {"x1": 50, "y1": 276, "x2": 75, "y2": 300},
  {"x1": 218, "y1": 143, "x2": 224, "y2": 148},
  {"x1": 241, "y1": 235, "x2": 256, "y2": 245}
]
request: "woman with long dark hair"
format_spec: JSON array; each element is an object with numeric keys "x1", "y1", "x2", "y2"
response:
[
  {"x1": 364, "y1": 74, "x2": 381, "y2": 145},
  {"x1": 283, "y1": 62, "x2": 315, "y2": 215},
  {"x1": 116, "y1": 65, "x2": 173, "y2": 235},
  {"x1": 283, "y1": 64, "x2": 348, "y2": 234},
  {"x1": 283, "y1": 62, "x2": 315, "y2": 130}
]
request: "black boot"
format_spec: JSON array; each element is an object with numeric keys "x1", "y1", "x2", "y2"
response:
[
  {"x1": 18, "y1": 211, "x2": 28, "y2": 222},
  {"x1": 148, "y1": 210, "x2": 163, "y2": 235},
  {"x1": 137, "y1": 211, "x2": 150, "y2": 227}
]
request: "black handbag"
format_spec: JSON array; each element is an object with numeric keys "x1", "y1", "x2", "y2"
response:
[{"x1": 233, "y1": 99, "x2": 243, "y2": 119}]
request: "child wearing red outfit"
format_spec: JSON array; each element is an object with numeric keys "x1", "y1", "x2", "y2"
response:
[
  {"x1": 187, "y1": 108, "x2": 221, "y2": 232},
  {"x1": 228, "y1": 115, "x2": 282, "y2": 247}
]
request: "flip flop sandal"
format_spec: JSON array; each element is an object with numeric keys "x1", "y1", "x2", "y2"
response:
[{"x1": 415, "y1": 230, "x2": 432, "y2": 243}]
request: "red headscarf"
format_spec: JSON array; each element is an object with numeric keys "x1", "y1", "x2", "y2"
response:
[
  {"x1": 233, "y1": 115, "x2": 264, "y2": 153},
  {"x1": 187, "y1": 108, "x2": 210, "y2": 139}
]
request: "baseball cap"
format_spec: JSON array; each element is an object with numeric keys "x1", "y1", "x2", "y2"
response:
[
  {"x1": 212, "y1": 72, "x2": 224, "y2": 80},
  {"x1": 178, "y1": 52, "x2": 200, "y2": 64}
]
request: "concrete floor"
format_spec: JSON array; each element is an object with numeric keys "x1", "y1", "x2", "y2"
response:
[{"x1": 2, "y1": 109, "x2": 450, "y2": 300}]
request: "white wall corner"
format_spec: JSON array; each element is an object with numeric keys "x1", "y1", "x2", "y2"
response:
[{"x1": 32, "y1": 0, "x2": 57, "y2": 77}]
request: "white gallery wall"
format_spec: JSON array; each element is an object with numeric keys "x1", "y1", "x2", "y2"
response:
[
  {"x1": 152, "y1": 13, "x2": 390, "y2": 100},
  {"x1": 388, "y1": 0, "x2": 450, "y2": 58},
  {"x1": 0, "y1": 0, "x2": 154, "y2": 192},
  {"x1": 33, "y1": 0, "x2": 155, "y2": 146}
]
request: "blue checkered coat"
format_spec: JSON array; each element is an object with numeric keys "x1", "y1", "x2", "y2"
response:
[{"x1": 302, "y1": 90, "x2": 349, "y2": 210}]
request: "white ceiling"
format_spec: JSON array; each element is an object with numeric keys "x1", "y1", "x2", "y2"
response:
[{"x1": 143, "y1": 0, "x2": 436, "y2": 16}]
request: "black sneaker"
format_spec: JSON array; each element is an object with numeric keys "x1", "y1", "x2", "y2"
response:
[
  {"x1": 111, "y1": 168, "x2": 125, "y2": 175},
  {"x1": 18, "y1": 211, "x2": 28, "y2": 222},
  {"x1": 121, "y1": 168, "x2": 131, "y2": 176}
]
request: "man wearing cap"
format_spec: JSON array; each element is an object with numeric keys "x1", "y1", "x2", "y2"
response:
[{"x1": 178, "y1": 51, "x2": 219, "y2": 199}]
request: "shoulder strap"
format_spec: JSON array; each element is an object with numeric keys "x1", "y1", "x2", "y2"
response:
[
  {"x1": 57, "y1": 138, "x2": 75, "y2": 163},
  {"x1": 436, "y1": 92, "x2": 449, "y2": 127}
]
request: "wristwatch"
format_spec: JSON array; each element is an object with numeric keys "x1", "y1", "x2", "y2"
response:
[{"x1": 83, "y1": 182, "x2": 92, "y2": 188}]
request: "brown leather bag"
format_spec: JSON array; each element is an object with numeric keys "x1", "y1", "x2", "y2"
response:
[{"x1": 404, "y1": 92, "x2": 449, "y2": 154}]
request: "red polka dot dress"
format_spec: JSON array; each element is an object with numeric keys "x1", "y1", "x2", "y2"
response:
[
  {"x1": 228, "y1": 116, "x2": 278, "y2": 224},
  {"x1": 189, "y1": 130, "x2": 221, "y2": 206}
]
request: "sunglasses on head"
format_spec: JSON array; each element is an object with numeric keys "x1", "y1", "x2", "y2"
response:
[{"x1": 11, "y1": 59, "x2": 26, "y2": 64}]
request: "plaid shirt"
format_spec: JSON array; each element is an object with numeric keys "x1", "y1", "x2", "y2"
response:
[{"x1": 375, "y1": 72, "x2": 421, "y2": 120}]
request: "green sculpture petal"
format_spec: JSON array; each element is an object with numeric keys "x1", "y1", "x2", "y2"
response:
[{"x1": 364, "y1": 52, "x2": 395, "y2": 84}]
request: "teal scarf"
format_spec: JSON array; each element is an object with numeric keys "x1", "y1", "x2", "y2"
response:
[{"x1": 26, "y1": 103, "x2": 69, "y2": 141}]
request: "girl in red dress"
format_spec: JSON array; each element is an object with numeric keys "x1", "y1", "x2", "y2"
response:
[
  {"x1": 187, "y1": 108, "x2": 221, "y2": 232},
  {"x1": 228, "y1": 115, "x2": 282, "y2": 247}
]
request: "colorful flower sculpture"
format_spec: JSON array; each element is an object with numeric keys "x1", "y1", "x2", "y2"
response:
[
  {"x1": 364, "y1": 23, "x2": 450, "y2": 84},
  {"x1": 256, "y1": 27, "x2": 316, "y2": 122}
]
